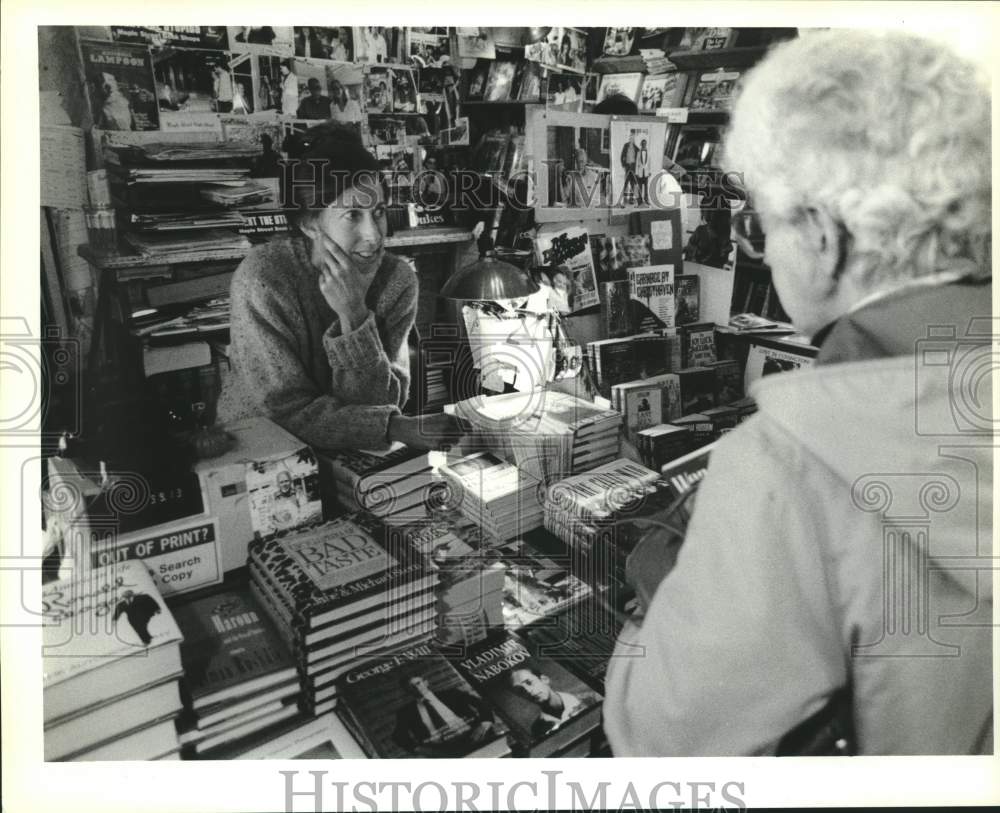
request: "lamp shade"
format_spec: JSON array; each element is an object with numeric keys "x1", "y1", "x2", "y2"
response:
[{"x1": 440, "y1": 255, "x2": 541, "y2": 301}]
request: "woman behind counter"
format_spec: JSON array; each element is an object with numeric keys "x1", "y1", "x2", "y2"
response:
[{"x1": 217, "y1": 122, "x2": 465, "y2": 452}]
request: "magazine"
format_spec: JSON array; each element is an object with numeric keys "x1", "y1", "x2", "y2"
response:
[
  {"x1": 533, "y1": 227, "x2": 600, "y2": 313},
  {"x1": 80, "y1": 40, "x2": 159, "y2": 131}
]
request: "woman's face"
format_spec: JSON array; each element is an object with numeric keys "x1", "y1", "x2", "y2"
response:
[{"x1": 308, "y1": 182, "x2": 388, "y2": 280}]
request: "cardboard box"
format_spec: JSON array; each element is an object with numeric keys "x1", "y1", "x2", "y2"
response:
[{"x1": 194, "y1": 417, "x2": 321, "y2": 574}]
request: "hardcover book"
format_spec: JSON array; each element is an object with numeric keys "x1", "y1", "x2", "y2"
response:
[
  {"x1": 489, "y1": 535, "x2": 593, "y2": 631},
  {"x1": 248, "y1": 514, "x2": 436, "y2": 629},
  {"x1": 636, "y1": 423, "x2": 692, "y2": 469},
  {"x1": 172, "y1": 584, "x2": 297, "y2": 710},
  {"x1": 677, "y1": 367, "x2": 717, "y2": 415},
  {"x1": 622, "y1": 384, "x2": 663, "y2": 441},
  {"x1": 680, "y1": 322, "x2": 717, "y2": 368},
  {"x1": 335, "y1": 640, "x2": 511, "y2": 758},
  {"x1": 674, "y1": 274, "x2": 700, "y2": 325},
  {"x1": 521, "y1": 598, "x2": 625, "y2": 693},
  {"x1": 629, "y1": 208, "x2": 683, "y2": 266},
  {"x1": 704, "y1": 358, "x2": 744, "y2": 404},
  {"x1": 43, "y1": 561, "x2": 183, "y2": 725},
  {"x1": 452, "y1": 633, "x2": 603, "y2": 757},
  {"x1": 627, "y1": 264, "x2": 676, "y2": 333},
  {"x1": 600, "y1": 280, "x2": 632, "y2": 338}
]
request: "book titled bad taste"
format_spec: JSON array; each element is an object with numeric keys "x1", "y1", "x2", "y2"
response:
[{"x1": 248, "y1": 514, "x2": 436, "y2": 630}]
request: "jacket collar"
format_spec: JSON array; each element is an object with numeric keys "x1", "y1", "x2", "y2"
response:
[{"x1": 812, "y1": 274, "x2": 991, "y2": 366}]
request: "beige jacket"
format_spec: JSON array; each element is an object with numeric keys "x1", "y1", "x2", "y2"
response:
[{"x1": 604, "y1": 279, "x2": 993, "y2": 755}]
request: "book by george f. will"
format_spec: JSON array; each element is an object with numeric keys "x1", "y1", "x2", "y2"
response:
[
  {"x1": 335, "y1": 640, "x2": 511, "y2": 758},
  {"x1": 247, "y1": 514, "x2": 436, "y2": 630},
  {"x1": 452, "y1": 633, "x2": 603, "y2": 757},
  {"x1": 171, "y1": 583, "x2": 297, "y2": 710}
]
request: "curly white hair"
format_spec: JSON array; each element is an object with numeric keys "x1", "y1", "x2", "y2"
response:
[{"x1": 724, "y1": 29, "x2": 991, "y2": 284}]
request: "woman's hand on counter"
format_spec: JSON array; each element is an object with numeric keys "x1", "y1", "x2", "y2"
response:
[{"x1": 388, "y1": 413, "x2": 469, "y2": 451}]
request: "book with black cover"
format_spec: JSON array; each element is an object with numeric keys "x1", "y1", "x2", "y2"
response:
[
  {"x1": 521, "y1": 598, "x2": 624, "y2": 694},
  {"x1": 320, "y1": 444, "x2": 430, "y2": 494},
  {"x1": 172, "y1": 584, "x2": 297, "y2": 710},
  {"x1": 452, "y1": 633, "x2": 603, "y2": 757},
  {"x1": 335, "y1": 640, "x2": 511, "y2": 758},
  {"x1": 600, "y1": 280, "x2": 632, "y2": 338},
  {"x1": 680, "y1": 322, "x2": 717, "y2": 368}
]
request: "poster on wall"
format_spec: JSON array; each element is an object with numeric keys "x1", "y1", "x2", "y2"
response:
[
  {"x1": 227, "y1": 26, "x2": 294, "y2": 56},
  {"x1": 293, "y1": 26, "x2": 353, "y2": 61},
  {"x1": 524, "y1": 26, "x2": 588, "y2": 74},
  {"x1": 80, "y1": 40, "x2": 160, "y2": 131},
  {"x1": 150, "y1": 47, "x2": 232, "y2": 131},
  {"x1": 681, "y1": 193, "x2": 739, "y2": 271},
  {"x1": 608, "y1": 118, "x2": 668, "y2": 212},
  {"x1": 455, "y1": 27, "x2": 496, "y2": 60},
  {"x1": 110, "y1": 26, "x2": 229, "y2": 49},
  {"x1": 407, "y1": 28, "x2": 451, "y2": 68}
]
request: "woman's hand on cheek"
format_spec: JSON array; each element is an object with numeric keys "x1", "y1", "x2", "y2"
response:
[{"x1": 316, "y1": 234, "x2": 372, "y2": 332}]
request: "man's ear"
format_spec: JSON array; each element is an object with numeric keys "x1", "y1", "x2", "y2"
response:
[{"x1": 803, "y1": 205, "x2": 845, "y2": 294}]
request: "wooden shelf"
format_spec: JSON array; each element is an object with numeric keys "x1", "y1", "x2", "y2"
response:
[
  {"x1": 591, "y1": 55, "x2": 648, "y2": 75},
  {"x1": 668, "y1": 45, "x2": 769, "y2": 70},
  {"x1": 79, "y1": 227, "x2": 474, "y2": 270}
]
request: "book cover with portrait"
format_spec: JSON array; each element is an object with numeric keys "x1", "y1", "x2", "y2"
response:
[
  {"x1": 533, "y1": 226, "x2": 599, "y2": 313},
  {"x1": 335, "y1": 640, "x2": 510, "y2": 758},
  {"x1": 452, "y1": 633, "x2": 602, "y2": 757}
]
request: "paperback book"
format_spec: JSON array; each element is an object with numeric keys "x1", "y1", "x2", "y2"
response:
[
  {"x1": 533, "y1": 227, "x2": 600, "y2": 313},
  {"x1": 627, "y1": 264, "x2": 676, "y2": 333}
]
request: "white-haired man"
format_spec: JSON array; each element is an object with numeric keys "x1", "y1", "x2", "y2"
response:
[{"x1": 604, "y1": 30, "x2": 992, "y2": 756}]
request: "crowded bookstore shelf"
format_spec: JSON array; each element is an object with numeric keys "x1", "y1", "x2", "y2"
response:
[{"x1": 39, "y1": 24, "x2": 818, "y2": 761}]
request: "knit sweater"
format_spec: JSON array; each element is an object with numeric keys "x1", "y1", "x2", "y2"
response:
[{"x1": 216, "y1": 236, "x2": 418, "y2": 451}]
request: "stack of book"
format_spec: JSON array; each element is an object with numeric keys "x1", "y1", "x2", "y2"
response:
[
  {"x1": 543, "y1": 458, "x2": 660, "y2": 604},
  {"x1": 453, "y1": 633, "x2": 604, "y2": 757},
  {"x1": 172, "y1": 584, "x2": 301, "y2": 758},
  {"x1": 439, "y1": 451, "x2": 544, "y2": 540},
  {"x1": 322, "y1": 444, "x2": 444, "y2": 526},
  {"x1": 635, "y1": 422, "x2": 694, "y2": 470},
  {"x1": 585, "y1": 333, "x2": 681, "y2": 399},
  {"x1": 42, "y1": 562, "x2": 184, "y2": 761},
  {"x1": 490, "y1": 531, "x2": 593, "y2": 632},
  {"x1": 520, "y1": 596, "x2": 625, "y2": 695},
  {"x1": 452, "y1": 389, "x2": 623, "y2": 480},
  {"x1": 248, "y1": 515, "x2": 439, "y2": 715},
  {"x1": 398, "y1": 513, "x2": 507, "y2": 647},
  {"x1": 103, "y1": 139, "x2": 267, "y2": 258},
  {"x1": 335, "y1": 640, "x2": 512, "y2": 758},
  {"x1": 611, "y1": 373, "x2": 683, "y2": 441}
]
